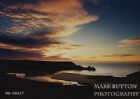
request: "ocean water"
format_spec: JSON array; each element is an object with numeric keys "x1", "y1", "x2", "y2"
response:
[{"x1": 61, "y1": 63, "x2": 140, "y2": 77}]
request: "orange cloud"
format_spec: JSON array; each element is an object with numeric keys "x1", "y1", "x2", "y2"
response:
[
  {"x1": 0, "y1": 0, "x2": 98, "y2": 39},
  {"x1": 43, "y1": 54, "x2": 71, "y2": 61},
  {"x1": 0, "y1": 0, "x2": 98, "y2": 60},
  {"x1": 3, "y1": 0, "x2": 98, "y2": 33},
  {"x1": 119, "y1": 37, "x2": 140, "y2": 47}
]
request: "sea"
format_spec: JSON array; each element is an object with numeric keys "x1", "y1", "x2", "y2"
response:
[{"x1": 62, "y1": 63, "x2": 140, "y2": 77}]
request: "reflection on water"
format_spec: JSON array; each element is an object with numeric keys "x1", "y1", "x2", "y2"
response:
[
  {"x1": 6, "y1": 63, "x2": 140, "y2": 86},
  {"x1": 26, "y1": 75, "x2": 80, "y2": 86},
  {"x1": 6, "y1": 73, "x2": 80, "y2": 86}
]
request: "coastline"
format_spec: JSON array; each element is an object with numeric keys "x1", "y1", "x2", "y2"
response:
[{"x1": 0, "y1": 60, "x2": 140, "y2": 99}]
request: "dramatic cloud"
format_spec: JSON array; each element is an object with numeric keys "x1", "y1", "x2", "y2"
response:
[
  {"x1": 0, "y1": 48, "x2": 43, "y2": 60},
  {"x1": 0, "y1": 0, "x2": 98, "y2": 60},
  {"x1": 0, "y1": 31, "x2": 61, "y2": 48},
  {"x1": 0, "y1": 47, "x2": 70, "y2": 60},
  {"x1": 0, "y1": 0, "x2": 98, "y2": 35},
  {"x1": 119, "y1": 37, "x2": 140, "y2": 47}
]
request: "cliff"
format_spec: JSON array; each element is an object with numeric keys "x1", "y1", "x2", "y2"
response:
[{"x1": 0, "y1": 60, "x2": 85, "y2": 74}]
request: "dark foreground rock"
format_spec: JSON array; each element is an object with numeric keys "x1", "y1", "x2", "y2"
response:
[
  {"x1": 127, "y1": 71, "x2": 140, "y2": 78},
  {"x1": 87, "y1": 71, "x2": 140, "y2": 84}
]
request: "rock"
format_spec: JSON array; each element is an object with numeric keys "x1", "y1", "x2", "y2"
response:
[
  {"x1": 86, "y1": 66, "x2": 96, "y2": 71},
  {"x1": 127, "y1": 71, "x2": 140, "y2": 78},
  {"x1": 126, "y1": 71, "x2": 140, "y2": 82}
]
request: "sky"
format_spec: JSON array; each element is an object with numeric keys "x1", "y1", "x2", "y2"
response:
[{"x1": 0, "y1": 0, "x2": 140, "y2": 63}]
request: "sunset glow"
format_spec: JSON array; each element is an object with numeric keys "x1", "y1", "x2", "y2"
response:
[{"x1": 0, "y1": 0, "x2": 140, "y2": 63}]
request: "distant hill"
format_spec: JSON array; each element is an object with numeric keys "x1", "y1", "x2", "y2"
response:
[{"x1": 0, "y1": 60, "x2": 86, "y2": 74}]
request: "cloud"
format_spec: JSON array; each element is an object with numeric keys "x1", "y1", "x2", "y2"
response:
[
  {"x1": 0, "y1": 31, "x2": 61, "y2": 48},
  {"x1": 0, "y1": 0, "x2": 98, "y2": 60},
  {"x1": 102, "y1": 54, "x2": 136, "y2": 57},
  {"x1": 0, "y1": 0, "x2": 98, "y2": 32},
  {"x1": 0, "y1": 48, "x2": 43, "y2": 60},
  {"x1": 49, "y1": 44, "x2": 83, "y2": 50},
  {"x1": 119, "y1": 37, "x2": 140, "y2": 47},
  {"x1": 0, "y1": 0, "x2": 98, "y2": 38},
  {"x1": 44, "y1": 54, "x2": 70, "y2": 61},
  {"x1": 0, "y1": 47, "x2": 71, "y2": 61}
]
